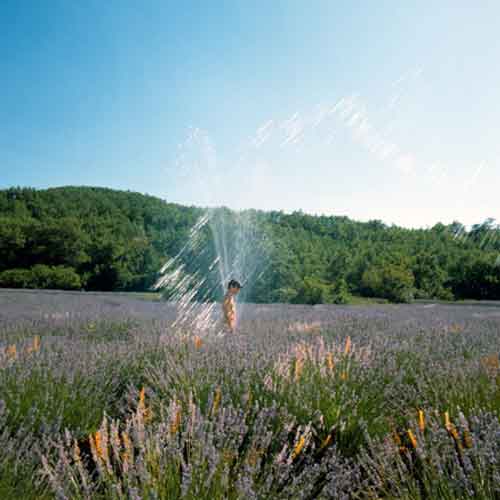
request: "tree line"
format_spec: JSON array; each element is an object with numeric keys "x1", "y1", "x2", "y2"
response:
[{"x1": 0, "y1": 186, "x2": 498, "y2": 303}]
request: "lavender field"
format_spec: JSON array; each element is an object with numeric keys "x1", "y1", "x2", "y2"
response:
[{"x1": 1, "y1": 289, "x2": 500, "y2": 499}]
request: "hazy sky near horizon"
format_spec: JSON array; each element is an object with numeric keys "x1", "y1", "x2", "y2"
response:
[{"x1": 1, "y1": 1, "x2": 498, "y2": 229}]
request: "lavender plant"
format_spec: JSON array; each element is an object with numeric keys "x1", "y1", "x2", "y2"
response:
[{"x1": 0, "y1": 289, "x2": 499, "y2": 498}]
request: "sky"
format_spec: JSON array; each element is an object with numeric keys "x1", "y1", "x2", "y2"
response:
[{"x1": 1, "y1": 0, "x2": 499, "y2": 229}]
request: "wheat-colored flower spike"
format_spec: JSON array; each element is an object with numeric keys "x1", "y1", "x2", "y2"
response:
[
  {"x1": 294, "y1": 357, "x2": 304, "y2": 381},
  {"x1": 407, "y1": 429, "x2": 417, "y2": 449},
  {"x1": 444, "y1": 411, "x2": 451, "y2": 430},
  {"x1": 212, "y1": 387, "x2": 222, "y2": 415},
  {"x1": 170, "y1": 404, "x2": 182, "y2": 434},
  {"x1": 320, "y1": 434, "x2": 332, "y2": 449},
  {"x1": 418, "y1": 410, "x2": 425, "y2": 432},
  {"x1": 326, "y1": 352, "x2": 334, "y2": 371},
  {"x1": 344, "y1": 336, "x2": 351, "y2": 355},
  {"x1": 392, "y1": 430, "x2": 402, "y2": 446},
  {"x1": 139, "y1": 387, "x2": 146, "y2": 410},
  {"x1": 463, "y1": 428, "x2": 473, "y2": 449},
  {"x1": 291, "y1": 435, "x2": 306, "y2": 460},
  {"x1": 6, "y1": 344, "x2": 17, "y2": 359}
]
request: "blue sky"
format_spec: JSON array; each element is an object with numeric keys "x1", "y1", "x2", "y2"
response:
[{"x1": 1, "y1": 1, "x2": 498, "y2": 228}]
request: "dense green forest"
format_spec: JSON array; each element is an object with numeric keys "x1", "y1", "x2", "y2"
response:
[{"x1": 0, "y1": 186, "x2": 499, "y2": 303}]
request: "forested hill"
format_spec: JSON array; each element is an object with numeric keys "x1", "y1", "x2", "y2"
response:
[{"x1": 0, "y1": 186, "x2": 499, "y2": 303}]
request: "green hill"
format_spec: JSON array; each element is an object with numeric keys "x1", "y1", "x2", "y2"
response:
[{"x1": 0, "y1": 186, "x2": 498, "y2": 302}]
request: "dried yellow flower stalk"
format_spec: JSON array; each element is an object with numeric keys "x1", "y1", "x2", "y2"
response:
[
  {"x1": 291, "y1": 434, "x2": 306, "y2": 460},
  {"x1": 326, "y1": 352, "x2": 334, "y2": 371},
  {"x1": 407, "y1": 429, "x2": 417, "y2": 449},
  {"x1": 418, "y1": 410, "x2": 425, "y2": 432},
  {"x1": 344, "y1": 336, "x2": 351, "y2": 355}
]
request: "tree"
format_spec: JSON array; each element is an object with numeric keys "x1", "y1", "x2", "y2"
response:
[
  {"x1": 331, "y1": 277, "x2": 350, "y2": 304},
  {"x1": 0, "y1": 186, "x2": 498, "y2": 301},
  {"x1": 362, "y1": 263, "x2": 415, "y2": 303},
  {"x1": 0, "y1": 217, "x2": 28, "y2": 271},
  {"x1": 27, "y1": 217, "x2": 90, "y2": 268},
  {"x1": 294, "y1": 277, "x2": 333, "y2": 305},
  {"x1": 327, "y1": 248, "x2": 352, "y2": 282},
  {"x1": 413, "y1": 253, "x2": 451, "y2": 300}
]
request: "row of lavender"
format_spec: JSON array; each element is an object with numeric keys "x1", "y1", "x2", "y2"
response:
[{"x1": 1, "y1": 290, "x2": 499, "y2": 499}]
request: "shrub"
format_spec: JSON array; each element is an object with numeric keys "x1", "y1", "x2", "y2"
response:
[
  {"x1": 331, "y1": 277, "x2": 350, "y2": 304},
  {"x1": 294, "y1": 277, "x2": 333, "y2": 305},
  {"x1": 45, "y1": 266, "x2": 82, "y2": 290},
  {"x1": 0, "y1": 265, "x2": 81, "y2": 290},
  {"x1": 362, "y1": 264, "x2": 415, "y2": 303},
  {"x1": 0, "y1": 268, "x2": 32, "y2": 288}
]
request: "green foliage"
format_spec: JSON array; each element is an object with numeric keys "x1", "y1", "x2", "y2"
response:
[
  {"x1": 270, "y1": 286, "x2": 299, "y2": 303},
  {"x1": 0, "y1": 217, "x2": 28, "y2": 270},
  {"x1": 0, "y1": 187, "x2": 200, "y2": 292},
  {"x1": 0, "y1": 265, "x2": 81, "y2": 290},
  {"x1": 0, "y1": 268, "x2": 32, "y2": 288},
  {"x1": 0, "y1": 187, "x2": 498, "y2": 302},
  {"x1": 449, "y1": 253, "x2": 500, "y2": 300},
  {"x1": 362, "y1": 263, "x2": 415, "y2": 303},
  {"x1": 331, "y1": 277, "x2": 350, "y2": 304},
  {"x1": 413, "y1": 253, "x2": 450, "y2": 299},
  {"x1": 292, "y1": 275, "x2": 350, "y2": 305},
  {"x1": 54, "y1": 268, "x2": 82, "y2": 289},
  {"x1": 294, "y1": 277, "x2": 333, "y2": 305}
]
